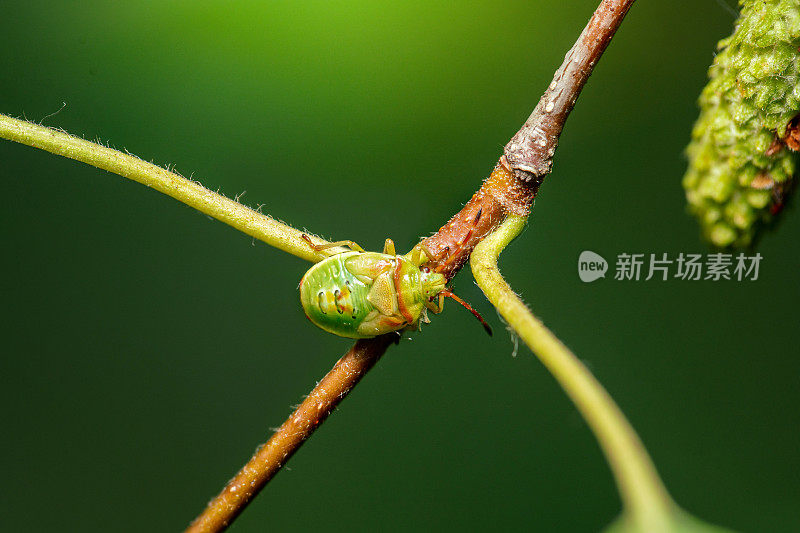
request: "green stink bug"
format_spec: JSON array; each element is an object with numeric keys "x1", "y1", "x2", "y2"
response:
[{"x1": 299, "y1": 235, "x2": 491, "y2": 339}]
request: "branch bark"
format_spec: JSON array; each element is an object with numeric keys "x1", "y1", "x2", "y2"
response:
[
  {"x1": 504, "y1": 0, "x2": 635, "y2": 183},
  {"x1": 419, "y1": 0, "x2": 636, "y2": 279},
  {"x1": 186, "y1": 335, "x2": 394, "y2": 533}
]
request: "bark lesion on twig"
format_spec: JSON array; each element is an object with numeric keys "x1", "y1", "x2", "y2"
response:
[{"x1": 504, "y1": 0, "x2": 635, "y2": 184}]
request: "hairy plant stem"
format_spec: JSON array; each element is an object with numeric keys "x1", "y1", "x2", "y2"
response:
[
  {"x1": 471, "y1": 215, "x2": 675, "y2": 533},
  {"x1": 0, "y1": 113, "x2": 340, "y2": 263}
]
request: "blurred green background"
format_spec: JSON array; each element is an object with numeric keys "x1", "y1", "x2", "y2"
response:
[{"x1": 2, "y1": 1, "x2": 798, "y2": 531}]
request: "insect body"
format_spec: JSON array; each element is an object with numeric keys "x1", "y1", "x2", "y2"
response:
[
  {"x1": 299, "y1": 238, "x2": 445, "y2": 338},
  {"x1": 299, "y1": 235, "x2": 490, "y2": 339}
]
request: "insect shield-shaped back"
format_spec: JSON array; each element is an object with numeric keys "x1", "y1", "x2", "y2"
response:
[{"x1": 299, "y1": 252, "x2": 439, "y2": 339}]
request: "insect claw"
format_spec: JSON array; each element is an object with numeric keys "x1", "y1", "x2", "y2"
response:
[{"x1": 420, "y1": 308, "x2": 431, "y2": 324}]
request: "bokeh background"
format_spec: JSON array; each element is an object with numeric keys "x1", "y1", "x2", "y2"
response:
[{"x1": 2, "y1": 1, "x2": 798, "y2": 531}]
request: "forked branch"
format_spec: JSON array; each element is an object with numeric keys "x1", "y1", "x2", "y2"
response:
[{"x1": 0, "y1": 1, "x2": 638, "y2": 531}]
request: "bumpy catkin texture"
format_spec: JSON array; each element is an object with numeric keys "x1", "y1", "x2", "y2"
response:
[{"x1": 683, "y1": 0, "x2": 800, "y2": 247}]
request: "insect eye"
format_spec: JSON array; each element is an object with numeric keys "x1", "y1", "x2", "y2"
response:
[{"x1": 421, "y1": 265, "x2": 430, "y2": 273}]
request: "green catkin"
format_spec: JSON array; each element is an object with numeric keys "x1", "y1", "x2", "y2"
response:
[{"x1": 683, "y1": 0, "x2": 800, "y2": 247}]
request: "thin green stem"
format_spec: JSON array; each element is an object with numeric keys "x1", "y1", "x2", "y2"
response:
[
  {"x1": 0, "y1": 113, "x2": 336, "y2": 263},
  {"x1": 471, "y1": 215, "x2": 675, "y2": 532}
]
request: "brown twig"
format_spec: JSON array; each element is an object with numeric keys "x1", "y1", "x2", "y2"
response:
[
  {"x1": 186, "y1": 336, "x2": 394, "y2": 533},
  {"x1": 420, "y1": 0, "x2": 635, "y2": 276},
  {"x1": 187, "y1": 1, "x2": 635, "y2": 530},
  {"x1": 504, "y1": 0, "x2": 635, "y2": 183},
  {"x1": 418, "y1": 159, "x2": 534, "y2": 280}
]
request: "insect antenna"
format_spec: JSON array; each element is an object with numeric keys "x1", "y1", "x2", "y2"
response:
[{"x1": 439, "y1": 288, "x2": 492, "y2": 336}]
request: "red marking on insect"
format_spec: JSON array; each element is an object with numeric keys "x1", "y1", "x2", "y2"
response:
[
  {"x1": 334, "y1": 285, "x2": 353, "y2": 315},
  {"x1": 392, "y1": 258, "x2": 415, "y2": 324}
]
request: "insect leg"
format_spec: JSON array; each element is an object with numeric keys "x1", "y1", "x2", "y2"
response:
[
  {"x1": 382, "y1": 238, "x2": 396, "y2": 255},
  {"x1": 408, "y1": 242, "x2": 437, "y2": 267},
  {"x1": 425, "y1": 293, "x2": 444, "y2": 314},
  {"x1": 301, "y1": 234, "x2": 365, "y2": 252},
  {"x1": 408, "y1": 245, "x2": 424, "y2": 266}
]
